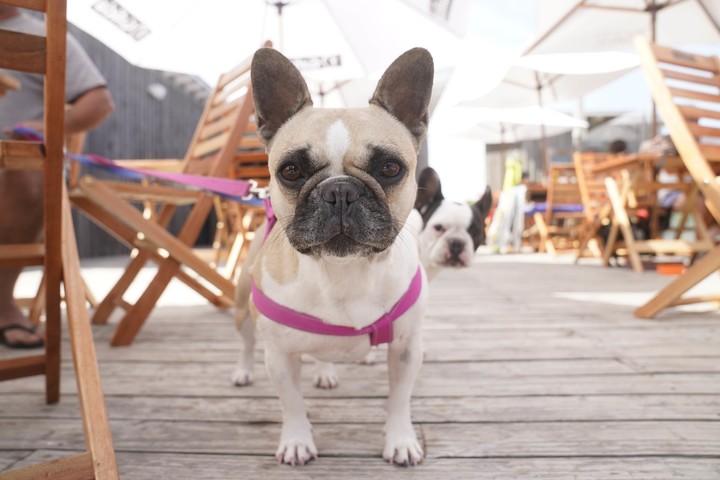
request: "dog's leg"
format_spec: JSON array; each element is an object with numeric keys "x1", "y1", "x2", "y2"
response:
[
  {"x1": 231, "y1": 318, "x2": 256, "y2": 387},
  {"x1": 313, "y1": 361, "x2": 339, "y2": 389},
  {"x1": 383, "y1": 333, "x2": 424, "y2": 466},
  {"x1": 265, "y1": 344, "x2": 318, "y2": 465},
  {"x1": 358, "y1": 347, "x2": 380, "y2": 365}
]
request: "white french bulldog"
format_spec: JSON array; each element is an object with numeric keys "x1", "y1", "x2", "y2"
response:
[
  {"x1": 411, "y1": 167, "x2": 492, "y2": 279},
  {"x1": 233, "y1": 47, "x2": 433, "y2": 466}
]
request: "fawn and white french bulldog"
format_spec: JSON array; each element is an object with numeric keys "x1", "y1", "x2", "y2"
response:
[
  {"x1": 411, "y1": 166, "x2": 492, "y2": 279},
  {"x1": 233, "y1": 47, "x2": 433, "y2": 466}
]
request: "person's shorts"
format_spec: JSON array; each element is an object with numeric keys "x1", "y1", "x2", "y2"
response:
[{"x1": 658, "y1": 189, "x2": 683, "y2": 209}]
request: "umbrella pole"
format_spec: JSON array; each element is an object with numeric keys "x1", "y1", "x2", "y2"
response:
[
  {"x1": 500, "y1": 123, "x2": 506, "y2": 161},
  {"x1": 650, "y1": 0, "x2": 658, "y2": 136},
  {"x1": 535, "y1": 72, "x2": 549, "y2": 176},
  {"x1": 540, "y1": 123, "x2": 548, "y2": 175},
  {"x1": 272, "y1": 1, "x2": 287, "y2": 51}
]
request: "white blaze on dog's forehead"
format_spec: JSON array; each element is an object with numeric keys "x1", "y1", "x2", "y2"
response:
[
  {"x1": 325, "y1": 119, "x2": 350, "y2": 165},
  {"x1": 432, "y1": 202, "x2": 473, "y2": 229}
]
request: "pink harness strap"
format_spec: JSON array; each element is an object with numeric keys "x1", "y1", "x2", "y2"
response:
[
  {"x1": 251, "y1": 266, "x2": 422, "y2": 346},
  {"x1": 252, "y1": 199, "x2": 422, "y2": 346}
]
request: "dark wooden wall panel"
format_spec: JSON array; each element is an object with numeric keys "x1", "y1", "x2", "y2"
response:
[{"x1": 68, "y1": 24, "x2": 208, "y2": 258}]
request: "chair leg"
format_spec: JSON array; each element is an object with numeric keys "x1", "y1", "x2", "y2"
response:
[
  {"x1": 533, "y1": 212, "x2": 550, "y2": 253},
  {"x1": 635, "y1": 244, "x2": 720, "y2": 318},
  {"x1": 28, "y1": 272, "x2": 47, "y2": 325},
  {"x1": 60, "y1": 189, "x2": 119, "y2": 477},
  {"x1": 110, "y1": 258, "x2": 181, "y2": 346},
  {"x1": 605, "y1": 176, "x2": 644, "y2": 273},
  {"x1": 91, "y1": 250, "x2": 151, "y2": 325},
  {"x1": 602, "y1": 220, "x2": 620, "y2": 267}
]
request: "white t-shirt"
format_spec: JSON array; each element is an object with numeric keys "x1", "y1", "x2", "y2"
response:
[{"x1": 0, "y1": 12, "x2": 107, "y2": 133}]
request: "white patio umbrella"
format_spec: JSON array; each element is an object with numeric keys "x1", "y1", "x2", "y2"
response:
[
  {"x1": 457, "y1": 51, "x2": 635, "y2": 171},
  {"x1": 460, "y1": 51, "x2": 640, "y2": 109},
  {"x1": 526, "y1": 0, "x2": 720, "y2": 133},
  {"x1": 455, "y1": 105, "x2": 589, "y2": 145},
  {"x1": 528, "y1": 0, "x2": 720, "y2": 55},
  {"x1": 67, "y1": 0, "x2": 469, "y2": 93},
  {"x1": 453, "y1": 105, "x2": 588, "y2": 160}
]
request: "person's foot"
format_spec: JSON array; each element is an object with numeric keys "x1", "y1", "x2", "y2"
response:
[{"x1": 0, "y1": 304, "x2": 44, "y2": 349}]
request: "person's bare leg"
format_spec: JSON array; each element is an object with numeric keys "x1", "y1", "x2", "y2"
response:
[{"x1": 0, "y1": 169, "x2": 45, "y2": 346}]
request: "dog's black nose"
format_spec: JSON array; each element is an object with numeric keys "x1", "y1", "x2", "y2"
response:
[
  {"x1": 322, "y1": 181, "x2": 360, "y2": 207},
  {"x1": 449, "y1": 239, "x2": 465, "y2": 258}
]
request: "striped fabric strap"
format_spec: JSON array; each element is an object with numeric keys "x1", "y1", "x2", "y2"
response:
[{"x1": 11, "y1": 125, "x2": 264, "y2": 205}]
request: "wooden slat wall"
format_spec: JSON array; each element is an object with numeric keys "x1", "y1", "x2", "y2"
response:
[{"x1": 66, "y1": 25, "x2": 207, "y2": 258}]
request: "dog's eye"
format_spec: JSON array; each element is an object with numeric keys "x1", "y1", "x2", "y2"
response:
[
  {"x1": 281, "y1": 164, "x2": 302, "y2": 181},
  {"x1": 434, "y1": 224, "x2": 445, "y2": 233},
  {"x1": 380, "y1": 161, "x2": 401, "y2": 178}
]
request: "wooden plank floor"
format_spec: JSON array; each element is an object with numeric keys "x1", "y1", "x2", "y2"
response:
[{"x1": 1, "y1": 252, "x2": 720, "y2": 479}]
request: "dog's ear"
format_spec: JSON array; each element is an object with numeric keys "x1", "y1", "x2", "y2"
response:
[
  {"x1": 473, "y1": 185, "x2": 493, "y2": 218},
  {"x1": 369, "y1": 48, "x2": 434, "y2": 147},
  {"x1": 251, "y1": 47, "x2": 313, "y2": 144},
  {"x1": 469, "y1": 186, "x2": 493, "y2": 248},
  {"x1": 414, "y1": 167, "x2": 443, "y2": 211},
  {"x1": 415, "y1": 167, "x2": 444, "y2": 226}
]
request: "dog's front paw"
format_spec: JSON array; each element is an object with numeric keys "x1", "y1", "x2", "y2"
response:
[
  {"x1": 231, "y1": 367, "x2": 253, "y2": 387},
  {"x1": 277, "y1": 423, "x2": 318, "y2": 466},
  {"x1": 313, "y1": 371, "x2": 339, "y2": 389},
  {"x1": 383, "y1": 427, "x2": 424, "y2": 466},
  {"x1": 313, "y1": 362, "x2": 339, "y2": 389}
]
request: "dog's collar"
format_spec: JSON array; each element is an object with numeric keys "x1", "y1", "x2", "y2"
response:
[
  {"x1": 263, "y1": 197, "x2": 276, "y2": 240},
  {"x1": 254, "y1": 197, "x2": 422, "y2": 346}
]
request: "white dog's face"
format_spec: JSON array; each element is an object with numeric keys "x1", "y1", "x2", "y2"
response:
[
  {"x1": 423, "y1": 201, "x2": 481, "y2": 268},
  {"x1": 414, "y1": 167, "x2": 492, "y2": 271}
]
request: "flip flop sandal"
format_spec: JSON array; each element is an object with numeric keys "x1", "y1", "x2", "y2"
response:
[{"x1": 0, "y1": 324, "x2": 45, "y2": 349}]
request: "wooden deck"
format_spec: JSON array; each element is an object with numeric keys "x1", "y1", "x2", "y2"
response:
[{"x1": 1, "y1": 252, "x2": 720, "y2": 479}]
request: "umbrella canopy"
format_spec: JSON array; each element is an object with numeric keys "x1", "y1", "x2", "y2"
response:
[
  {"x1": 67, "y1": 0, "x2": 469, "y2": 89},
  {"x1": 525, "y1": 0, "x2": 720, "y2": 134},
  {"x1": 528, "y1": 0, "x2": 720, "y2": 55},
  {"x1": 460, "y1": 51, "x2": 640, "y2": 109},
  {"x1": 454, "y1": 105, "x2": 589, "y2": 144},
  {"x1": 453, "y1": 51, "x2": 632, "y2": 172}
]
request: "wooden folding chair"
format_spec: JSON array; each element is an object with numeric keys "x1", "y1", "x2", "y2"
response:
[
  {"x1": 573, "y1": 151, "x2": 615, "y2": 262},
  {"x1": 532, "y1": 163, "x2": 585, "y2": 254},
  {"x1": 603, "y1": 166, "x2": 712, "y2": 273},
  {"x1": 70, "y1": 47, "x2": 264, "y2": 346},
  {"x1": 635, "y1": 37, "x2": 720, "y2": 317},
  {"x1": 0, "y1": 1, "x2": 117, "y2": 477}
]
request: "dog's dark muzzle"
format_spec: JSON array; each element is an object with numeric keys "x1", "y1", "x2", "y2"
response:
[
  {"x1": 320, "y1": 180, "x2": 361, "y2": 236},
  {"x1": 288, "y1": 177, "x2": 396, "y2": 257}
]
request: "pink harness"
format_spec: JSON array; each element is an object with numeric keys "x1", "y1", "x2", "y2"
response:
[{"x1": 251, "y1": 199, "x2": 422, "y2": 346}]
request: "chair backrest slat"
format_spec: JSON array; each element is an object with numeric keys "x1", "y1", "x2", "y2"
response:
[
  {"x1": 662, "y1": 68, "x2": 720, "y2": 87},
  {"x1": 653, "y1": 44, "x2": 719, "y2": 72},
  {"x1": 178, "y1": 59, "x2": 255, "y2": 177},
  {"x1": 192, "y1": 131, "x2": 230, "y2": 159},
  {"x1": 0, "y1": 29, "x2": 46, "y2": 73},
  {"x1": 668, "y1": 86, "x2": 719, "y2": 104},
  {"x1": 3, "y1": 0, "x2": 45, "y2": 11}
]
